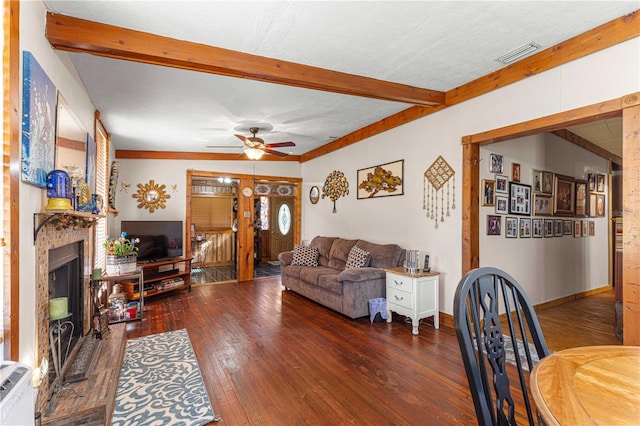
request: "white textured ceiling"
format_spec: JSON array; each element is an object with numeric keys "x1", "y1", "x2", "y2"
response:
[{"x1": 43, "y1": 1, "x2": 637, "y2": 157}]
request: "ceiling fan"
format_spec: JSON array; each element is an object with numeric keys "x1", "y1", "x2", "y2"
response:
[{"x1": 207, "y1": 127, "x2": 295, "y2": 159}]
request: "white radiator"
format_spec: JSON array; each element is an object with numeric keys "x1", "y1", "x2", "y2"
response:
[{"x1": 0, "y1": 361, "x2": 35, "y2": 426}]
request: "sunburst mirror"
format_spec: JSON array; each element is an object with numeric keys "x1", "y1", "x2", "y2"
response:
[{"x1": 133, "y1": 180, "x2": 170, "y2": 213}]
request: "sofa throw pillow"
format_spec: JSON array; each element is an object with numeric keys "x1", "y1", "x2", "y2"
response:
[
  {"x1": 291, "y1": 244, "x2": 319, "y2": 266},
  {"x1": 345, "y1": 246, "x2": 370, "y2": 269}
]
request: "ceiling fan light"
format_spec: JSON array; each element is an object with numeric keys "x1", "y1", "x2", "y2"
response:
[{"x1": 244, "y1": 148, "x2": 264, "y2": 160}]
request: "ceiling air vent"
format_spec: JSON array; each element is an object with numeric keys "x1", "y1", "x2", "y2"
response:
[{"x1": 495, "y1": 42, "x2": 542, "y2": 65}]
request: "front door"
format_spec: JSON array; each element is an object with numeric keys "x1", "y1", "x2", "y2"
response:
[{"x1": 270, "y1": 197, "x2": 294, "y2": 259}]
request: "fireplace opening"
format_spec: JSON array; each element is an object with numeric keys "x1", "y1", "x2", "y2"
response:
[{"x1": 48, "y1": 242, "x2": 84, "y2": 383}]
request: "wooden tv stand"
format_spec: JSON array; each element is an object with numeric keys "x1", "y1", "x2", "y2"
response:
[{"x1": 119, "y1": 257, "x2": 192, "y2": 301}]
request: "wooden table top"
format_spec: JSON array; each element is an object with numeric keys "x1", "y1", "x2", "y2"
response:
[
  {"x1": 531, "y1": 345, "x2": 640, "y2": 425},
  {"x1": 383, "y1": 267, "x2": 440, "y2": 278}
]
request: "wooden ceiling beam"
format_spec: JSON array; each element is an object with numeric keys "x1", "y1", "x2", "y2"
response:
[
  {"x1": 45, "y1": 12, "x2": 444, "y2": 107},
  {"x1": 551, "y1": 129, "x2": 622, "y2": 165},
  {"x1": 301, "y1": 104, "x2": 445, "y2": 162}
]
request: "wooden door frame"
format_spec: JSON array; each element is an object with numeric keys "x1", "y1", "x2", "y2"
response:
[
  {"x1": 461, "y1": 92, "x2": 640, "y2": 345},
  {"x1": 186, "y1": 170, "x2": 301, "y2": 282}
]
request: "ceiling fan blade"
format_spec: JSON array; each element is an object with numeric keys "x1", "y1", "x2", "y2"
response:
[
  {"x1": 234, "y1": 133, "x2": 256, "y2": 148},
  {"x1": 264, "y1": 148, "x2": 289, "y2": 157},
  {"x1": 265, "y1": 141, "x2": 295, "y2": 148}
]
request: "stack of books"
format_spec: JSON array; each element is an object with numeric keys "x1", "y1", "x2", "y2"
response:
[{"x1": 156, "y1": 278, "x2": 184, "y2": 291}]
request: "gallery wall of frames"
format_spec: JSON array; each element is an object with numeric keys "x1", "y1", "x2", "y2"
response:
[{"x1": 482, "y1": 151, "x2": 608, "y2": 240}]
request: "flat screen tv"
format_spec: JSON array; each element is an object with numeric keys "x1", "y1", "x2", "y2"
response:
[{"x1": 120, "y1": 220, "x2": 183, "y2": 263}]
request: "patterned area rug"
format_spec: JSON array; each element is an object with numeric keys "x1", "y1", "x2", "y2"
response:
[
  {"x1": 112, "y1": 329, "x2": 220, "y2": 425},
  {"x1": 501, "y1": 335, "x2": 543, "y2": 371},
  {"x1": 474, "y1": 334, "x2": 543, "y2": 372}
]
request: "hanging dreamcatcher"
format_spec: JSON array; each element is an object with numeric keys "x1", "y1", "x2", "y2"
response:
[{"x1": 423, "y1": 156, "x2": 456, "y2": 228}]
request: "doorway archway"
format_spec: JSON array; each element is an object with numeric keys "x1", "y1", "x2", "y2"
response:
[
  {"x1": 461, "y1": 92, "x2": 640, "y2": 344},
  {"x1": 186, "y1": 170, "x2": 301, "y2": 283}
]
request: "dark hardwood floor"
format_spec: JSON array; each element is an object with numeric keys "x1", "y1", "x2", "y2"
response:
[
  {"x1": 122, "y1": 278, "x2": 619, "y2": 425},
  {"x1": 536, "y1": 289, "x2": 619, "y2": 350}
]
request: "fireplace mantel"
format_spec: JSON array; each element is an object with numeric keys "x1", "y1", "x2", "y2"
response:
[{"x1": 33, "y1": 212, "x2": 103, "y2": 243}]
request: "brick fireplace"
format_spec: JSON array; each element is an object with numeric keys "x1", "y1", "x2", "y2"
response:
[{"x1": 34, "y1": 220, "x2": 94, "y2": 414}]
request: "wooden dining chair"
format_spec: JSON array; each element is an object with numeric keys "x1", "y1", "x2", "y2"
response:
[{"x1": 454, "y1": 267, "x2": 551, "y2": 426}]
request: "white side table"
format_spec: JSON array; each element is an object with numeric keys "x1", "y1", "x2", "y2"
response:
[{"x1": 385, "y1": 267, "x2": 440, "y2": 335}]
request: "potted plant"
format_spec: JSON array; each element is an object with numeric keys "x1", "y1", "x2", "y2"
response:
[{"x1": 104, "y1": 232, "x2": 140, "y2": 275}]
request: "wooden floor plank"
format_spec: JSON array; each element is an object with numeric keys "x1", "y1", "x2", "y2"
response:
[
  {"x1": 118, "y1": 279, "x2": 617, "y2": 425},
  {"x1": 536, "y1": 289, "x2": 619, "y2": 351},
  {"x1": 43, "y1": 278, "x2": 618, "y2": 425}
]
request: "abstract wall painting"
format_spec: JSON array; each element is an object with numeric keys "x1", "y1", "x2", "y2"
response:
[{"x1": 22, "y1": 51, "x2": 57, "y2": 187}]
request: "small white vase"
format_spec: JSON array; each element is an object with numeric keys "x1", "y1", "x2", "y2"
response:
[{"x1": 106, "y1": 253, "x2": 138, "y2": 275}]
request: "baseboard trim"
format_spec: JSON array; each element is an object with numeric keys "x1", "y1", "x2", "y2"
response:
[
  {"x1": 438, "y1": 285, "x2": 614, "y2": 330},
  {"x1": 535, "y1": 285, "x2": 613, "y2": 311}
]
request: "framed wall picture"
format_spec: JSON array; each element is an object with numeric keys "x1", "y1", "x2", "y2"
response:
[
  {"x1": 595, "y1": 194, "x2": 606, "y2": 217},
  {"x1": 542, "y1": 171, "x2": 554, "y2": 195},
  {"x1": 589, "y1": 221, "x2": 595, "y2": 236},
  {"x1": 495, "y1": 175, "x2": 508, "y2": 194},
  {"x1": 533, "y1": 194, "x2": 552, "y2": 216},
  {"x1": 574, "y1": 220, "x2": 582, "y2": 237},
  {"x1": 489, "y1": 153, "x2": 503, "y2": 174},
  {"x1": 582, "y1": 220, "x2": 588, "y2": 237},
  {"x1": 519, "y1": 218, "x2": 531, "y2": 238},
  {"x1": 553, "y1": 174, "x2": 575, "y2": 216},
  {"x1": 495, "y1": 196, "x2": 508, "y2": 214},
  {"x1": 487, "y1": 215, "x2": 501, "y2": 236},
  {"x1": 508, "y1": 182, "x2": 531, "y2": 216},
  {"x1": 544, "y1": 219, "x2": 554, "y2": 238},
  {"x1": 512, "y1": 163, "x2": 521, "y2": 182},
  {"x1": 575, "y1": 179, "x2": 587, "y2": 217},
  {"x1": 563, "y1": 220, "x2": 573, "y2": 235},
  {"x1": 553, "y1": 219, "x2": 563, "y2": 237},
  {"x1": 505, "y1": 217, "x2": 518, "y2": 238},
  {"x1": 532, "y1": 218, "x2": 543, "y2": 238},
  {"x1": 357, "y1": 159, "x2": 403, "y2": 199},
  {"x1": 596, "y1": 173, "x2": 606, "y2": 192},
  {"x1": 533, "y1": 169, "x2": 553, "y2": 195},
  {"x1": 531, "y1": 169, "x2": 543, "y2": 193},
  {"x1": 589, "y1": 193, "x2": 597, "y2": 217},
  {"x1": 482, "y1": 179, "x2": 495, "y2": 206},
  {"x1": 588, "y1": 173, "x2": 596, "y2": 192}
]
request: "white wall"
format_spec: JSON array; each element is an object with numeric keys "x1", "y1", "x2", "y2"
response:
[
  {"x1": 479, "y1": 134, "x2": 610, "y2": 304},
  {"x1": 302, "y1": 37, "x2": 639, "y2": 317},
  {"x1": 19, "y1": 1, "x2": 96, "y2": 366},
  {"x1": 109, "y1": 159, "x2": 301, "y2": 236}
]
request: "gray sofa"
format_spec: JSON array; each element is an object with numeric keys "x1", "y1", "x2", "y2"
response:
[{"x1": 278, "y1": 236, "x2": 406, "y2": 319}]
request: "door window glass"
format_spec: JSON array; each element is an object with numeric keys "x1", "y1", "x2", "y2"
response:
[{"x1": 278, "y1": 204, "x2": 291, "y2": 235}]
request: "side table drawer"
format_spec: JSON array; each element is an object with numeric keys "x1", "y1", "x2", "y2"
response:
[
  {"x1": 386, "y1": 273, "x2": 414, "y2": 294},
  {"x1": 387, "y1": 287, "x2": 413, "y2": 309}
]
